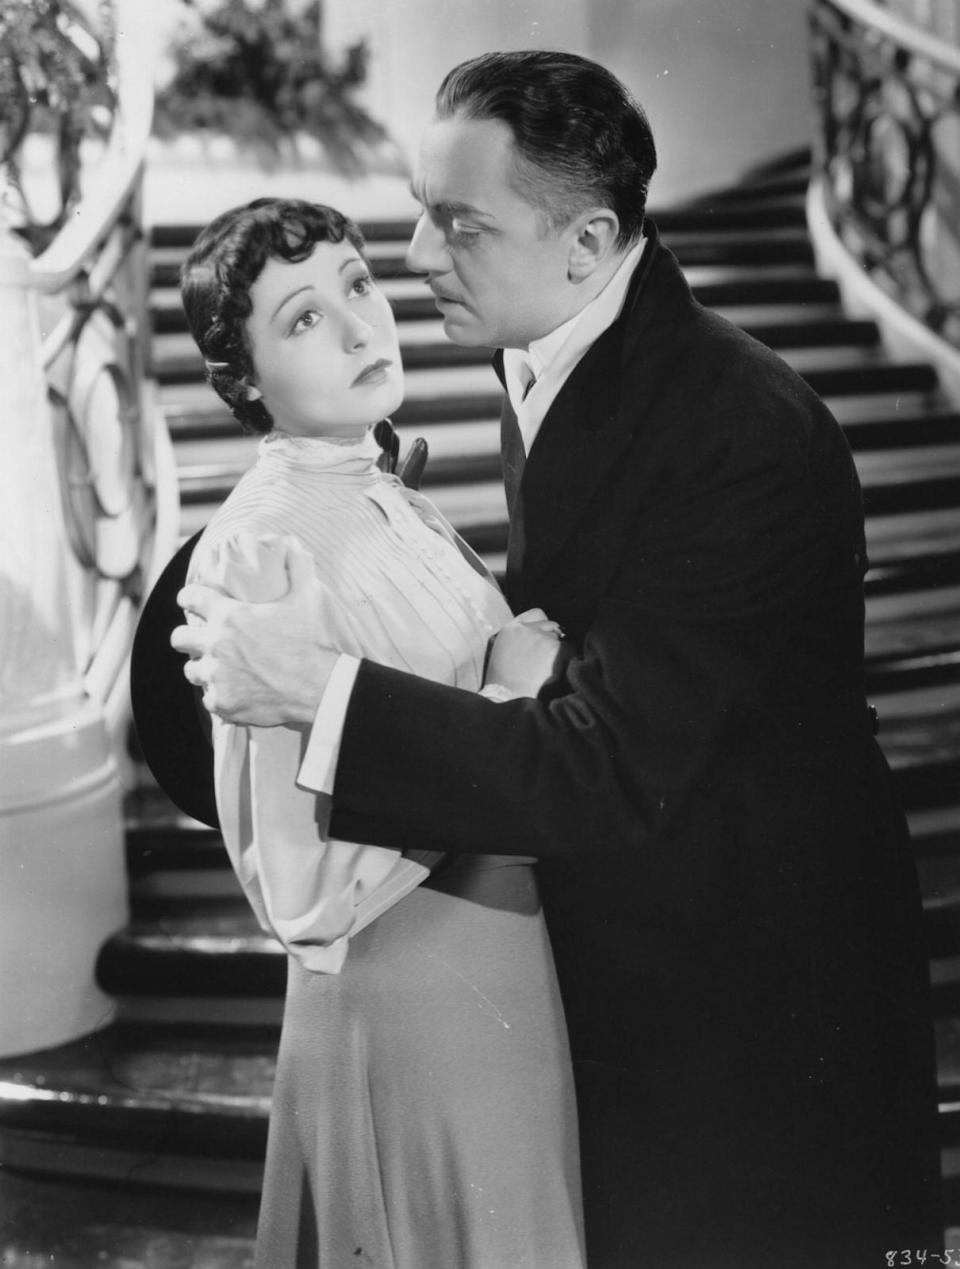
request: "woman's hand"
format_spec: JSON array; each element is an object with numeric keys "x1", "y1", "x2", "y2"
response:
[{"x1": 485, "y1": 608, "x2": 564, "y2": 699}]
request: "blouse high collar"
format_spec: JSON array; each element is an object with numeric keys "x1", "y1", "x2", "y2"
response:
[{"x1": 259, "y1": 427, "x2": 382, "y2": 479}]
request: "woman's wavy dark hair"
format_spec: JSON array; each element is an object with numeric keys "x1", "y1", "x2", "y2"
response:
[
  {"x1": 435, "y1": 51, "x2": 657, "y2": 249},
  {"x1": 180, "y1": 198, "x2": 368, "y2": 434}
]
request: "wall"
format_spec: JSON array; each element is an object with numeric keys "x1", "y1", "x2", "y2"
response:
[
  {"x1": 587, "y1": 0, "x2": 813, "y2": 203},
  {"x1": 323, "y1": 0, "x2": 814, "y2": 206},
  {"x1": 128, "y1": 0, "x2": 816, "y2": 208}
]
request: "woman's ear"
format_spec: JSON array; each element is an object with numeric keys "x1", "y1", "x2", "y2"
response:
[
  {"x1": 567, "y1": 210, "x2": 620, "y2": 281},
  {"x1": 244, "y1": 382, "x2": 264, "y2": 402}
]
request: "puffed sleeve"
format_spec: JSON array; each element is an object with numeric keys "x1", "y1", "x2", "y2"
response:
[{"x1": 192, "y1": 533, "x2": 442, "y2": 973}]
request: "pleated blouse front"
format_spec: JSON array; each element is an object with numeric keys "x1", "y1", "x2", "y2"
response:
[{"x1": 188, "y1": 429, "x2": 513, "y2": 973}]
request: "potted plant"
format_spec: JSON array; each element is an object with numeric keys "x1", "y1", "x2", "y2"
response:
[{"x1": 152, "y1": 0, "x2": 406, "y2": 178}]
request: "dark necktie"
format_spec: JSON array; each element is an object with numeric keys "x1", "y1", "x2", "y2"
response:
[{"x1": 502, "y1": 407, "x2": 526, "y2": 513}]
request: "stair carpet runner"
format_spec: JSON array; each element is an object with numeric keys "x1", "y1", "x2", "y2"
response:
[{"x1": 1, "y1": 156, "x2": 959, "y2": 1265}]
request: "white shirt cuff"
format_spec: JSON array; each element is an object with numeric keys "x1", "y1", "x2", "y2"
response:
[
  {"x1": 297, "y1": 654, "x2": 361, "y2": 794},
  {"x1": 479, "y1": 683, "x2": 518, "y2": 703}
]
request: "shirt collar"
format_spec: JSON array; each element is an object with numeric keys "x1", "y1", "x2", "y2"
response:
[{"x1": 504, "y1": 236, "x2": 646, "y2": 405}]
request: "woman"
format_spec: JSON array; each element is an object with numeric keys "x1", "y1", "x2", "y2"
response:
[{"x1": 179, "y1": 198, "x2": 584, "y2": 1269}]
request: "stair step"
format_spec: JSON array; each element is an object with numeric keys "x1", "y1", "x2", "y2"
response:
[
  {"x1": 730, "y1": 314, "x2": 879, "y2": 351},
  {"x1": 125, "y1": 793, "x2": 226, "y2": 877},
  {"x1": 115, "y1": 994, "x2": 284, "y2": 1030},
  {"x1": 867, "y1": 588, "x2": 960, "y2": 653},
  {"x1": 150, "y1": 216, "x2": 422, "y2": 250},
  {"x1": 145, "y1": 181, "x2": 811, "y2": 256},
  {"x1": 683, "y1": 173, "x2": 812, "y2": 209},
  {"x1": 97, "y1": 906, "x2": 286, "y2": 998},
  {"x1": 652, "y1": 200, "x2": 807, "y2": 233},
  {"x1": 151, "y1": 312, "x2": 885, "y2": 391},
  {"x1": 148, "y1": 225, "x2": 818, "y2": 293},
  {"x1": 661, "y1": 226, "x2": 814, "y2": 267},
  {"x1": 161, "y1": 363, "x2": 504, "y2": 440},
  {"x1": 115, "y1": 758, "x2": 960, "y2": 944},
  {"x1": 878, "y1": 680, "x2": 960, "y2": 813},
  {"x1": 939, "y1": 1019, "x2": 960, "y2": 1102},
  {"x1": 865, "y1": 479, "x2": 960, "y2": 519},
  {"x1": 166, "y1": 400, "x2": 959, "y2": 478},
  {"x1": 865, "y1": 613, "x2": 960, "y2": 694},
  {"x1": 690, "y1": 270, "x2": 840, "y2": 308},
  {"x1": 176, "y1": 455, "x2": 960, "y2": 538},
  {"x1": 152, "y1": 278, "x2": 452, "y2": 329},
  {"x1": 177, "y1": 473, "x2": 509, "y2": 544},
  {"x1": 178, "y1": 451, "x2": 504, "y2": 511},
  {"x1": 149, "y1": 262, "x2": 843, "y2": 331},
  {"x1": 160, "y1": 351, "x2": 942, "y2": 444},
  {"x1": 152, "y1": 326, "x2": 497, "y2": 384},
  {"x1": 788, "y1": 351, "x2": 940, "y2": 398},
  {"x1": 866, "y1": 509, "x2": 960, "y2": 597},
  {"x1": 926, "y1": 894, "x2": 960, "y2": 960},
  {"x1": 838, "y1": 404, "x2": 960, "y2": 451},
  {"x1": 0, "y1": 1024, "x2": 273, "y2": 1167},
  {"x1": 909, "y1": 804, "x2": 960, "y2": 857},
  {"x1": 0, "y1": 1169, "x2": 256, "y2": 1267},
  {"x1": 171, "y1": 446, "x2": 960, "y2": 534}
]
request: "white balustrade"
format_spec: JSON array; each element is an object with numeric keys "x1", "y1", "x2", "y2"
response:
[{"x1": 0, "y1": 0, "x2": 174, "y2": 1056}]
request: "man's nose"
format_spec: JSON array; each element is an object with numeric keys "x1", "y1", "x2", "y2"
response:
[{"x1": 405, "y1": 214, "x2": 449, "y2": 276}]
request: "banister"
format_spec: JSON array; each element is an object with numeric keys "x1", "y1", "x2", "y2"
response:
[
  {"x1": 4, "y1": 0, "x2": 178, "y2": 763},
  {"x1": 809, "y1": 0, "x2": 960, "y2": 358},
  {"x1": 31, "y1": 7, "x2": 154, "y2": 294},
  {"x1": 822, "y1": 0, "x2": 960, "y2": 75}
]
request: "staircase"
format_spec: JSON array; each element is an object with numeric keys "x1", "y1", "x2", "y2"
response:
[{"x1": 2, "y1": 154, "x2": 959, "y2": 1265}]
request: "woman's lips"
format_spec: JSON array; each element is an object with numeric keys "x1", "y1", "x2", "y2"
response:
[{"x1": 352, "y1": 358, "x2": 392, "y2": 386}]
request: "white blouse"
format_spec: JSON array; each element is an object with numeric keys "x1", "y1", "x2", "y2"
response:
[{"x1": 188, "y1": 429, "x2": 513, "y2": 973}]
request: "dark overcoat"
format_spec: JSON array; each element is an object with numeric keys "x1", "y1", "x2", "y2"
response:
[{"x1": 330, "y1": 223, "x2": 942, "y2": 1268}]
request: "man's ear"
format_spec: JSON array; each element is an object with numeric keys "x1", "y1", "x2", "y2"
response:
[{"x1": 567, "y1": 209, "x2": 620, "y2": 281}]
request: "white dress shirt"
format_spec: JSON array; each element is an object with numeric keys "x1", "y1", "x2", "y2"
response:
[
  {"x1": 300, "y1": 236, "x2": 647, "y2": 796},
  {"x1": 502, "y1": 237, "x2": 646, "y2": 455}
]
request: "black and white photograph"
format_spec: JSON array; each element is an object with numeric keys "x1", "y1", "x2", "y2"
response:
[{"x1": 0, "y1": 1, "x2": 958, "y2": 1265}]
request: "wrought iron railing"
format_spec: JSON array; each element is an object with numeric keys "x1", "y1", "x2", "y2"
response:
[
  {"x1": 809, "y1": 0, "x2": 960, "y2": 349},
  {"x1": 24, "y1": 4, "x2": 177, "y2": 757}
]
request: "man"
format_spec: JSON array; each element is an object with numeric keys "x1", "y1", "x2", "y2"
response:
[{"x1": 173, "y1": 51, "x2": 941, "y2": 1268}]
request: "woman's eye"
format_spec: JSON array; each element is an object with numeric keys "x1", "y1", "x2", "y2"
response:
[
  {"x1": 291, "y1": 309, "x2": 320, "y2": 335},
  {"x1": 350, "y1": 273, "x2": 374, "y2": 297}
]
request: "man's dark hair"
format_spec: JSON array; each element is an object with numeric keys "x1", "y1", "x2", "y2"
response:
[
  {"x1": 180, "y1": 198, "x2": 368, "y2": 434},
  {"x1": 435, "y1": 50, "x2": 657, "y2": 248}
]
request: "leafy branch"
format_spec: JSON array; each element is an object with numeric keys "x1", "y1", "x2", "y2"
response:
[{"x1": 153, "y1": 0, "x2": 397, "y2": 176}]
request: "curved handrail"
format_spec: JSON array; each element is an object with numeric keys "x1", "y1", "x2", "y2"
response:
[
  {"x1": 31, "y1": 15, "x2": 154, "y2": 293},
  {"x1": 809, "y1": 0, "x2": 960, "y2": 354},
  {"x1": 14, "y1": 0, "x2": 178, "y2": 775},
  {"x1": 823, "y1": 0, "x2": 960, "y2": 75}
]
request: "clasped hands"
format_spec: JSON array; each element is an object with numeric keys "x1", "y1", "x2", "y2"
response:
[{"x1": 171, "y1": 536, "x2": 563, "y2": 726}]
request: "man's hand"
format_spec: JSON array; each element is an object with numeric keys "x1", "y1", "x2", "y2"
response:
[{"x1": 171, "y1": 538, "x2": 337, "y2": 727}]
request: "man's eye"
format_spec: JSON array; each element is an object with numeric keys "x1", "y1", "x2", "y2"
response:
[
  {"x1": 291, "y1": 310, "x2": 321, "y2": 335},
  {"x1": 449, "y1": 220, "x2": 480, "y2": 243}
]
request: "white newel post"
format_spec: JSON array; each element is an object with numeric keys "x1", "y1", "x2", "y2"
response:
[{"x1": 0, "y1": 224, "x2": 127, "y2": 1057}]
